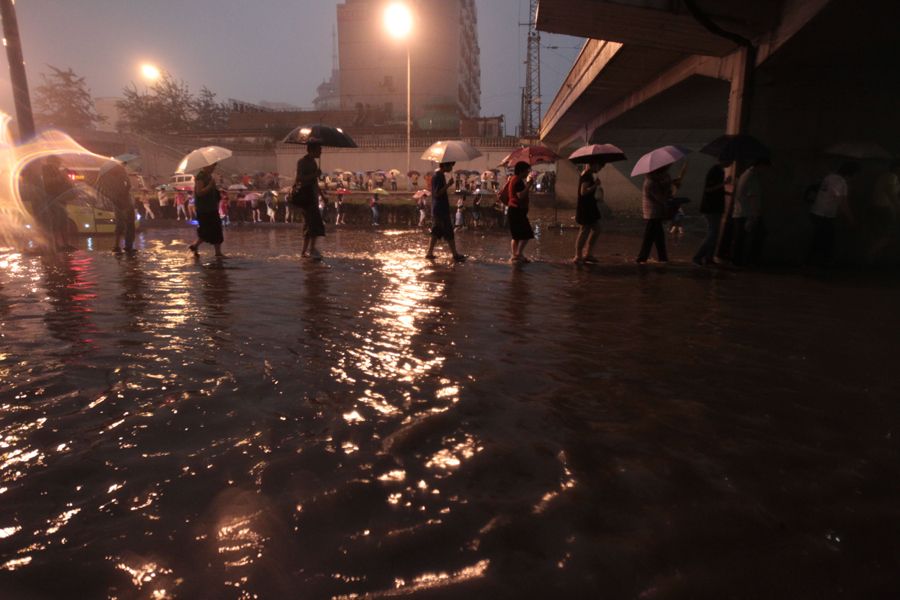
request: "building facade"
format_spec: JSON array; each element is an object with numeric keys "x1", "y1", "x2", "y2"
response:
[{"x1": 335, "y1": 0, "x2": 481, "y2": 131}]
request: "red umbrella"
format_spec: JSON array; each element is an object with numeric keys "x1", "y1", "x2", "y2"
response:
[
  {"x1": 335, "y1": 188, "x2": 351, "y2": 195},
  {"x1": 501, "y1": 145, "x2": 559, "y2": 167}
]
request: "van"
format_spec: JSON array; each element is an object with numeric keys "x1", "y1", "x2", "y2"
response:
[{"x1": 170, "y1": 173, "x2": 195, "y2": 188}]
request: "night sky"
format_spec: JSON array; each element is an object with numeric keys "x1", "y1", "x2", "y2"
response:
[{"x1": 0, "y1": 0, "x2": 583, "y2": 132}]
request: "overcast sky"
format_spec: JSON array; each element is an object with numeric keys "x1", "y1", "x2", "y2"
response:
[{"x1": 0, "y1": 0, "x2": 583, "y2": 134}]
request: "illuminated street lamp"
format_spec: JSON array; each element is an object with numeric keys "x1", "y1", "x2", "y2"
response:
[
  {"x1": 140, "y1": 63, "x2": 162, "y2": 83},
  {"x1": 384, "y1": 3, "x2": 413, "y2": 183}
]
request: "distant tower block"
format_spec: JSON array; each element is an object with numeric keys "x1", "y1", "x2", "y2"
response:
[{"x1": 336, "y1": 0, "x2": 481, "y2": 129}]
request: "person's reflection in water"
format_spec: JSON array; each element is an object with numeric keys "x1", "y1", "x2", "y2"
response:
[
  {"x1": 301, "y1": 261, "x2": 330, "y2": 343},
  {"x1": 116, "y1": 252, "x2": 148, "y2": 334},
  {"x1": 504, "y1": 264, "x2": 532, "y2": 336},
  {"x1": 200, "y1": 258, "x2": 232, "y2": 322},
  {"x1": 39, "y1": 253, "x2": 98, "y2": 356}
]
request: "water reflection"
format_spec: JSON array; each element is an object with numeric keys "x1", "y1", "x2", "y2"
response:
[
  {"x1": 1, "y1": 229, "x2": 899, "y2": 598},
  {"x1": 40, "y1": 253, "x2": 98, "y2": 353},
  {"x1": 116, "y1": 253, "x2": 148, "y2": 333},
  {"x1": 199, "y1": 258, "x2": 232, "y2": 320}
]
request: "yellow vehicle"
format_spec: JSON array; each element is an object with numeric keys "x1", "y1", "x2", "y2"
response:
[{"x1": 22, "y1": 182, "x2": 140, "y2": 236}]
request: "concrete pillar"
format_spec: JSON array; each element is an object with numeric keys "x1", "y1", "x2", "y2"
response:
[{"x1": 725, "y1": 47, "x2": 750, "y2": 135}]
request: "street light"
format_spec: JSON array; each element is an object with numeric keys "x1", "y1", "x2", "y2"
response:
[
  {"x1": 384, "y1": 3, "x2": 413, "y2": 185},
  {"x1": 140, "y1": 63, "x2": 161, "y2": 82}
]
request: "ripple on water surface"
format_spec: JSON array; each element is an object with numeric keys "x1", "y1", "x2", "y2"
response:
[{"x1": 1, "y1": 227, "x2": 900, "y2": 599}]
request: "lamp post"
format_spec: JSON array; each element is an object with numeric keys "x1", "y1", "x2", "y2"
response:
[
  {"x1": 1, "y1": 0, "x2": 35, "y2": 141},
  {"x1": 384, "y1": 3, "x2": 413, "y2": 186}
]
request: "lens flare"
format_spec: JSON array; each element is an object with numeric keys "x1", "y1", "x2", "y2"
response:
[{"x1": 0, "y1": 111, "x2": 114, "y2": 249}]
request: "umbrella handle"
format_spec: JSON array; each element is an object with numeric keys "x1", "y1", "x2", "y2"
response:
[{"x1": 675, "y1": 159, "x2": 690, "y2": 188}]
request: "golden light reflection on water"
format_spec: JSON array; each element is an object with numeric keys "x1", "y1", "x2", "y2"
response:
[
  {"x1": 217, "y1": 512, "x2": 266, "y2": 570},
  {"x1": 389, "y1": 559, "x2": 490, "y2": 595},
  {"x1": 425, "y1": 434, "x2": 483, "y2": 471}
]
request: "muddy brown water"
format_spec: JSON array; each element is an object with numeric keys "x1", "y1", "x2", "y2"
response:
[{"x1": 1, "y1": 222, "x2": 899, "y2": 599}]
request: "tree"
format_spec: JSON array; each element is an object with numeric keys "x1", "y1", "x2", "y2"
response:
[
  {"x1": 116, "y1": 72, "x2": 195, "y2": 134},
  {"x1": 116, "y1": 74, "x2": 228, "y2": 134},
  {"x1": 192, "y1": 86, "x2": 229, "y2": 131},
  {"x1": 33, "y1": 65, "x2": 105, "y2": 130}
]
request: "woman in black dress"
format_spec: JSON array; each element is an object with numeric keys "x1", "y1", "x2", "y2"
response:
[
  {"x1": 293, "y1": 142, "x2": 326, "y2": 259},
  {"x1": 574, "y1": 161, "x2": 604, "y2": 263},
  {"x1": 506, "y1": 161, "x2": 535, "y2": 262},
  {"x1": 189, "y1": 163, "x2": 225, "y2": 257}
]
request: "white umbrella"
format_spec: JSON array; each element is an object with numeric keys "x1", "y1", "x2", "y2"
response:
[
  {"x1": 631, "y1": 145, "x2": 691, "y2": 177},
  {"x1": 421, "y1": 140, "x2": 482, "y2": 163},
  {"x1": 176, "y1": 146, "x2": 232, "y2": 174},
  {"x1": 228, "y1": 183, "x2": 248, "y2": 191}
]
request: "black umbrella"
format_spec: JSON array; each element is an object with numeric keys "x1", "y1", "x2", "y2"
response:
[
  {"x1": 701, "y1": 134, "x2": 770, "y2": 163},
  {"x1": 283, "y1": 125, "x2": 358, "y2": 148}
]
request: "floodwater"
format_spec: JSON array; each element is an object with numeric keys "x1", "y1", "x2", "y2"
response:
[{"x1": 1, "y1": 224, "x2": 899, "y2": 600}]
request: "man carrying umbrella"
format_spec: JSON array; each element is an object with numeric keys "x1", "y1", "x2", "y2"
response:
[
  {"x1": 97, "y1": 159, "x2": 135, "y2": 254},
  {"x1": 425, "y1": 162, "x2": 466, "y2": 262},
  {"x1": 293, "y1": 141, "x2": 327, "y2": 259}
]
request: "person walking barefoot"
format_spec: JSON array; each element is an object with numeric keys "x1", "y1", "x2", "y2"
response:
[
  {"x1": 425, "y1": 162, "x2": 466, "y2": 262},
  {"x1": 574, "y1": 161, "x2": 604, "y2": 263},
  {"x1": 506, "y1": 161, "x2": 535, "y2": 262},
  {"x1": 293, "y1": 142, "x2": 327, "y2": 259},
  {"x1": 189, "y1": 163, "x2": 225, "y2": 258}
]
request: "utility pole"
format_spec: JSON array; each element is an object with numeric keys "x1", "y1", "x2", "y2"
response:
[
  {"x1": 519, "y1": 0, "x2": 541, "y2": 141},
  {"x1": 1, "y1": 0, "x2": 35, "y2": 141}
]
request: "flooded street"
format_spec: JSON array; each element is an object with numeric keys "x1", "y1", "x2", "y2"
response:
[{"x1": 1, "y1": 224, "x2": 899, "y2": 599}]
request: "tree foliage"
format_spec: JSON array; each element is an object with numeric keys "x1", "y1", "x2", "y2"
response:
[
  {"x1": 116, "y1": 73, "x2": 229, "y2": 134},
  {"x1": 193, "y1": 86, "x2": 230, "y2": 131},
  {"x1": 33, "y1": 65, "x2": 105, "y2": 130}
]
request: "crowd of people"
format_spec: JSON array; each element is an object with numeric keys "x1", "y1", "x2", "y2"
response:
[{"x1": 20, "y1": 144, "x2": 900, "y2": 268}]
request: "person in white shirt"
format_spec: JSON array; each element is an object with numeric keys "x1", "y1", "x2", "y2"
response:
[
  {"x1": 809, "y1": 162, "x2": 858, "y2": 266},
  {"x1": 730, "y1": 158, "x2": 768, "y2": 266}
]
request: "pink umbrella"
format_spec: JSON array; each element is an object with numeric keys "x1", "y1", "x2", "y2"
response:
[
  {"x1": 630, "y1": 145, "x2": 691, "y2": 177},
  {"x1": 501, "y1": 145, "x2": 559, "y2": 167},
  {"x1": 413, "y1": 190, "x2": 431, "y2": 200}
]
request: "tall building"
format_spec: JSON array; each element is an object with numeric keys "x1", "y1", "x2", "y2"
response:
[{"x1": 335, "y1": 0, "x2": 481, "y2": 131}]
